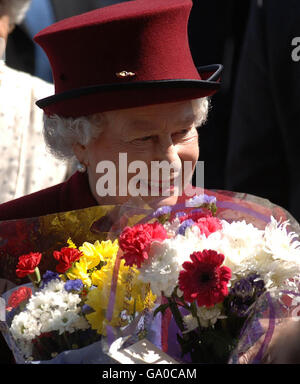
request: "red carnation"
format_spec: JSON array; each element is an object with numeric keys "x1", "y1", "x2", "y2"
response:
[
  {"x1": 195, "y1": 216, "x2": 222, "y2": 237},
  {"x1": 53, "y1": 247, "x2": 82, "y2": 273},
  {"x1": 7, "y1": 286, "x2": 32, "y2": 310},
  {"x1": 16, "y1": 252, "x2": 42, "y2": 278},
  {"x1": 119, "y1": 222, "x2": 168, "y2": 268},
  {"x1": 178, "y1": 250, "x2": 231, "y2": 308}
]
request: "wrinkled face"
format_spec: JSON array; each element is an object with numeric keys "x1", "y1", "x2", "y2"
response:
[{"x1": 74, "y1": 100, "x2": 201, "y2": 208}]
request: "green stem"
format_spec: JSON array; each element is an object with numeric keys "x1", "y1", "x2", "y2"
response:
[
  {"x1": 29, "y1": 267, "x2": 41, "y2": 289},
  {"x1": 62, "y1": 332, "x2": 72, "y2": 351},
  {"x1": 167, "y1": 295, "x2": 185, "y2": 333},
  {"x1": 190, "y1": 302, "x2": 202, "y2": 329}
]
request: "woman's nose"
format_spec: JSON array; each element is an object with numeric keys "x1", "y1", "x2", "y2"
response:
[{"x1": 154, "y1": 135, "x2": 182, "y2": 173}]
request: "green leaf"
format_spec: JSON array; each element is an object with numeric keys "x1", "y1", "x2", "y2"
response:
[{"x1": 153, "y1": 303, "x2": 169, "y2": 318}]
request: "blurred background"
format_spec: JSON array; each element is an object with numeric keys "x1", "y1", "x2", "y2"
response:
[{"x1": 4, "y1": 0, "x2": 300, "y2": 223}]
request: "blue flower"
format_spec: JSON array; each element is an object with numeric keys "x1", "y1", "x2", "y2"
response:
[
  {"x1": 81, "y1": 304, "x2": 94, "y2": 314},
  {"x1": 153, "y1": 206, "x2": 172, "y2": 218},
  {"x1": 177, "y1": 219, "x2": 195, "y2": 235},
  {"x1": 204, "y1": 195, "x2": 217, "y2": 205},
  {"x1": 186, "y1": 194, "x2": 217, "y2": 207},
  {"x1": 64, "y1": 279, "x2": 84, "y2": 292},
  {"x1": 175, "y1": 211, "x2": 186, "y2": 218},
  {"x1": 41, "y1": 270, "x2": 60, "y2": 288}
]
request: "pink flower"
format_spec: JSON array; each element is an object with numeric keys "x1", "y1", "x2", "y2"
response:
[
  {"x1": 195, "y1": 216, "x2": 222, "y2": 237},
  {"x1": 119, "y1": 222, "x2": 168, "y2": 268},
  {"x1": 179, "y1": 210, "x2": 212, "y2": 223}
]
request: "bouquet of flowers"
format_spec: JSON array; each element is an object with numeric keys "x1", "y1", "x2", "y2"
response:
[
  {"x1": 1, "y1": 238, "x2": 156, "y2": 363},
  {"x1": 1, "y1": 192, "x2": 300, "y2": 364},
  {"x1": 116, "y1": 194, "x2": 300, "y2": 363}
]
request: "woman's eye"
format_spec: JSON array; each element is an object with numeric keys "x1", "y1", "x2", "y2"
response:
[
  {"x1": 133, "y1": 136, "x2": 153, "y2": 143},
  {"x1": 173, "y1": 129, "x2": 190, "y2": 137}
]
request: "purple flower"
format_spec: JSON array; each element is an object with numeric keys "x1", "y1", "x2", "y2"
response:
[
  {"x1": 81, "y1": 304, "x2": 94, "y2": 314},
  {"x1": 41, "y1": 270, "x2": 60, "y2": 288},
  {"x1": 64, "y1": 279, "x2": 83, "y2": 292},
  {"x1": 228, "y1": 274, "x2": 265, "y2": 317},
  {"x1": 177, "y1": 219, "x2": 195, "y2": 235},
  {"x1": 230, "y1": 279, "x2": 254, "y2": 299},
  {"x1": 175, "y1": 211, "x2": 187, "y2": 218},
  {"x1": 204, "y1": 195, "x2": 217, "y2": 205},
  {"x1": 153, "y1": 206, "x2": 173, "y2": 218},
  {"x1": 186, "y1": 194, "x2": 217, "y2": 208}
]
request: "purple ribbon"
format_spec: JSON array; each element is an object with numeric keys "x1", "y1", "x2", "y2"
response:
[
  {"x1": 252, "y1": 292, "x2": 276, "y2": 364},
  {"x1": 216, "y1": 201, "x2": 271, "y2": 223}
]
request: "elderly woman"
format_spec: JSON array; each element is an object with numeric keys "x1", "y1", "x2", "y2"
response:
[
  {"x1": 0, "y1": 0, "x2": 68, "y2": 205},
  {"x1": 0, "y1": 0, "x2": 222, "y2": 221}
]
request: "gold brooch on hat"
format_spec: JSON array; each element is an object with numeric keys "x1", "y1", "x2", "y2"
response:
[{"x1": 116, "y1": 70, "x2": 136, "y2": 78}]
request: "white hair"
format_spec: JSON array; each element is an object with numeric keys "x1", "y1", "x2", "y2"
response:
[
  {"x1": 43, "y1": 97, "x2": 210, "y2": 161},
  {"x1": 0, "y1": 0, "x2": 31, "y2": 25}
]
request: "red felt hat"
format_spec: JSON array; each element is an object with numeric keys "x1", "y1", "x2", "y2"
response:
[{"x1": 34, "y1": 0, "x2": 222, "y2": 117}]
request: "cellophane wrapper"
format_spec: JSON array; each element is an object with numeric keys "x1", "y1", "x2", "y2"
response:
[{"x1": 0, "y1": 189, "x2": 300, "y2": 364}]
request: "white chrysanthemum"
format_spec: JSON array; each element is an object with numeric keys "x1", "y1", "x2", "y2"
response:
[
  {"x1": 197, "y1": 305, "x2": 226, "y2": 328},
  {"x1": 183, "y1": 305, "x2": 225, "y2": 332},
  {"x1": 138, "y1": 233, "x2": 203, "y2": 296},
  {"x1": 10, "y1": 281, "x2": 88, "y2": 349},
  {"x1": 138, "y1": 240, "x2": 181, "y2": 297},
  {"x1": 42, "y1": 279, "x2": 65, "y2": 292},
  {"x1": 10, "y1": 311, "x2": 41, "y2": 341},
  {"x1": 73, "y1": 315, "x2": 90, "y2": 331},
  {"x1": 264, "y1": 216, "x2": 300, "y2": 263},
  {"x1": 259, "y1": 260, "x2": 300, "y2": 291},
  {"x1": 251, "y1": 217, "x2": 300, "y2": 290},
  {"x1": 182, "y1": 314, "x2": 198, "y2": 333},
  {"x1": 45, "y1": 309, "x2": 81, "y2": 335},
  {"x1": 219, "y1": 220, "x2": 265, "y2": 273}
]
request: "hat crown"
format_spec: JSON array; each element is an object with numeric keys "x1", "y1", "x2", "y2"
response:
[{"x1": 34, "y1": 0, "x2": 200, "y2": 94}]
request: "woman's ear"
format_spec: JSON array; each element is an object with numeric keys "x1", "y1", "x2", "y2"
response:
[{"x1": 72, "y1": 142, "x2": 88, "y2": 166}]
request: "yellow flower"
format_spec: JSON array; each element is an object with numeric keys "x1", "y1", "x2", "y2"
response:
[
  {"x1": 93, "y1": 239, "x2": 119, "y2": 261},
  {"x1": 67, "y1": 238, "x2": 77, "y2": 249},
  {"x1": 79, "y1": 242, "x2": 102, "y2": 269},
  {"x1": 66, "y1": 258, "x2": 92, "y2": 287},
  {"x1": 78, "y1": 239, "x2": 119, "y2": 270},
  {"x1": 85, "y1": 256, "x2": 156, "y2": 335}
]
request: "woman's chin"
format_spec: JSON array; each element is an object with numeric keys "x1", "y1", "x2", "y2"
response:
[{"x1": 144, "y1": 194, "x2": 180, "y2": 208}]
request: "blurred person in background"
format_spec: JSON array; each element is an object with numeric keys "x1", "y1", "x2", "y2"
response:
[
  {"x1": 189, "y1": 0, "x2": 251, "y2": 190},
  {"x1": 5, "y1": 0, "x2": 129, "y2": 82},
  {"x1": 225, "y1": 0, "x2": 300, "y2": 223},
  {"x1": 0, "y1": 0, "x2": 68, "y2": 205}
]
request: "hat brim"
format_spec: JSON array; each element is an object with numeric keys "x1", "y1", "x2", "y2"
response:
[{"x1": 37, "y1": 64, "x2": 223, "y2": 117}]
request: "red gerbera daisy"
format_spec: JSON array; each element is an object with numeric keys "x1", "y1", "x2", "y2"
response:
[{"x1": 178, "y1": 249, "x2": 231, "y2": 308}]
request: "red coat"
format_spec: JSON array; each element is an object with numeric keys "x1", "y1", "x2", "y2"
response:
[
  {"x1": 0, "y1": 172, "x2": 98, "y2": 221},
  {"x1": 0, "y1": 171, "x2": 205, "y2": 221}
]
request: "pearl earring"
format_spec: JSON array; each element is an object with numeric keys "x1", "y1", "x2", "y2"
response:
[{"x1": 77, "y1": 163, "x2": 87, "y2": 173}]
